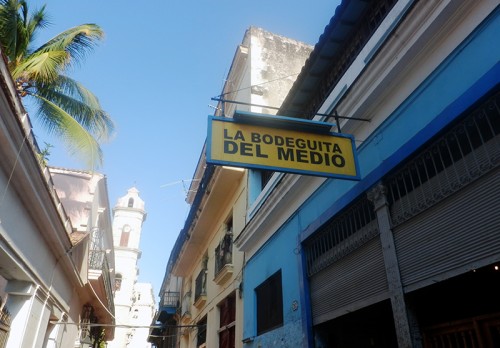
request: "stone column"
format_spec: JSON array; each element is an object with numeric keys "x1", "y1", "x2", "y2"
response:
[{"x1": 367, "y1": 183, "x2": 420, "y2": 348}]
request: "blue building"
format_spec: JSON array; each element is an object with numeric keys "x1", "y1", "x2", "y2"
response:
[{"x1": 234, "y1": 0, "x2": 500, "y2": 347}]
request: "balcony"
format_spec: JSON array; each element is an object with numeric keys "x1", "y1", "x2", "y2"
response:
[
  {"x1": 157, "y1": 291, "x2": 180, "y2": 324},
  {"x1": 214, "y1": 233, "x2": 233, "y2": 285},
  {"x1": 161, "y1": 291, "x2": 180, "y2": 308},
  {"x1": 180, "y1": 291, "x2": 191, "y2": 324},
  {"x1": 87, "y1": 228, "x2": 115, "y2": 339},
  {"x1": 194, "y1": 269, "x2": 207, "y2": 308}
]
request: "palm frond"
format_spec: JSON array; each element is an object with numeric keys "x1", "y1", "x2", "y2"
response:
[
  {"x1": 0, "y1": 0, "x2": 24, "y2": 61},
  {"x1": 30, "y1": 92, "x2": 104, "y2": 169},
  {"x1": 34, "y1": 76, "x2": 115, "y2": 141},
  {"x1": 11, "y1": 49, "x2": 68, "y2": 81},
  {"x1": 24, "y1": 4, "x2": 48, "y2": 55},
  {"x1": 0, "y1": 0, "x2": 49, "y2": 65},
  {"x1": 35, "y1": 24, "x2": 104, "y2": 66},
  {"x1": 0, "y1": 1, "x2": 112, "y2": 168}
]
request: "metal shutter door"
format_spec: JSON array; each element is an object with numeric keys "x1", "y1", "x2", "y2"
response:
[
  {"x1": 394, "y1": 168, "x2": 500, "y2": 292},
  {"x1": 309, "y1": 236, "x2": 389, "y2": 325}
]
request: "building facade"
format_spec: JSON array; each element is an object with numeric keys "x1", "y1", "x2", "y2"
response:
[
  {"x1": 50, "y1": 168, "x2": 117, "y2": 347},
  {"x1": 150, "y1": 26, "x2": 312, "y2": 348},
  {"x1": 0, "y1": 51, "x2": 115, "y2": 347},
  {"x1": 235, "y1": 0, "x2": 500, "y2": 347},
  {"x1": 108, "y1": 188, "x2": 155, "y2": 348}
]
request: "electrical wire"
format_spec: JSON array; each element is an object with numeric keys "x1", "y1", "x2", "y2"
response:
[
  {"x1": 87, "y1": 274, "x2": 117, "y2": 320},
  {"x1": 215, "y1": 72, "x2": 300, "y2": 99},
  {"x1": 49, "y1": 321, "x2": 206, "y2": 329},
  {"x1": 0, "y1": 125, "x2": 30, "y2": 222}
]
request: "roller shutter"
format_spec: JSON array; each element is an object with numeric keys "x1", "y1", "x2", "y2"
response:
[
  {"x1": 309, "y1": 236, "x2": 389, "y2": 325},
  {"x1": 394, "y1": 168, "x2": 500, "y2": 291}
]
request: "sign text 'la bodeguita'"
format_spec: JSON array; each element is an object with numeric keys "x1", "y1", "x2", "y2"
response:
[{"x1": 207, "y1": 115, "x2": 360, "y2": 180}]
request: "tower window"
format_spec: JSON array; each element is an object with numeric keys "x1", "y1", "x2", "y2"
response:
[
  {"x1": 115, "y1": 274, "x2": 122, "y2": 291},
  {"x1": 128, "y1": 198, "x2": 134, "y2": 207},
  {"x1": 120, "y1": 225, "x2": 131, "y2": 247}
]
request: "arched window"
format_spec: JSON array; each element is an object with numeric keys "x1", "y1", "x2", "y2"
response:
[
  {"x1": 115, "y1": 274, "x2": 123, "y2": 291},
  {"x1": 120, "y1": 225, "x2": 131, "y2": 247},
  {"x1": 128, "y1": 198, "x2": 134, "y2": 207}
]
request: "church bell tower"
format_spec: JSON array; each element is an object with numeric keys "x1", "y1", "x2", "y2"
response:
[{"x1": 108, "y1": 187, "x2": 149, "y2": 347}]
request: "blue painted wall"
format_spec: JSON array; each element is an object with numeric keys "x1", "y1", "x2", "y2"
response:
[
  {"x1": 242, "y1": 8, "x2": 500, "y2": 347},
  {"x1": 242, "y1": 214, "x2": 307, "y2": 347}
]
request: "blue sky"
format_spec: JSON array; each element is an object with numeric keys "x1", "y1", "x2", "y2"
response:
[{"x1": 28, "y1": 0, "x2": 340, "y2": 298}]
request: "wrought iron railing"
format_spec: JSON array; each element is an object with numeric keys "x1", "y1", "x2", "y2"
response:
[
  {"x1": 215, "y1": 233, "x2": 233, "y2": 276},
  {"x1": 180, "y1": 291, "x2": 191, "y2": 317},
  {"x1": 88, "y1": 249, "x2": 115, "y2": 314},
  {"x1": 195, "y1": 269, "x2": 207, "y2": 303},
  {"x1": 304, "y1": 197, "x2": 378, "y2": 276},
  {"x1": 386, "y1": 91, "x2": 500, "y2": 226},
  {"x1": 89, "y1": 227, "x2": 105, "y2": 269},
  {"x1": 88, "y1": 227, "x2": 115, "y2": 317},
  {"x1": 101, "y1": 256, "x2": 115, "y2": 316},
  {"x1": 161, "y1": 291, "x2": 180, "y2": 308},
  {"x1": 89, "y1": 249, "x2": 105, "y2": 270},
  {"x1": 0, "y1": 299, "x2": 11, "y2": 348}
]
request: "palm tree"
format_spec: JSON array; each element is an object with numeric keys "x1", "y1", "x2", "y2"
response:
[{"x1": 0, "y1": 0, "x2": 114, "y2": 168}]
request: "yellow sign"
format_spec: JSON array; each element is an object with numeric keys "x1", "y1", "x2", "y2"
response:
[{"x1": 207, "y1": 115, "x2": 360, "y2": 179}]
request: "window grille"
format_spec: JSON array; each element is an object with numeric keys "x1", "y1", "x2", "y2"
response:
[
  {"x1": 0, "y1": 297, "x2": 11, "y2": 348},
  {"x1": 304, "y1": 197, "x2": 378, "y2": 277},
  {"x1": 387, "y1": 91, "x2": 500, "y2": 226},
  {"x1": 161, "y1": 291, "x2": 180, "y2": 308},
  {"x1": 89, "y1": 227, "x2": 105, "y2": 269}
]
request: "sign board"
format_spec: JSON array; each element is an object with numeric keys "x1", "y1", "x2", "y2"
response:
[{"x1": 207, "y1": 112, "x2": 360, "y2": 180}]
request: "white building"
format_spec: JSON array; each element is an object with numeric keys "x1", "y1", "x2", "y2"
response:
[
  {"x1": 0, "y1": 52, "x2": 115, "y2": 348},
  {"x1": 108, "y1": 188, "x2": 155, "y2": 348}
]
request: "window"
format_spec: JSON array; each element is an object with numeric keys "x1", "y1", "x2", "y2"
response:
[
  {"x1": 128, "y1": 198, "x2": 134, "y2": 207},
  {"x1": 215, "y1": 218, "x2": 233, "y2": 275},
  {"x1": 218, "y1": 294, "x2": 235, "y2": 348},
  {"x1": 260, "y1": 169, "x2": 274, "y2": 189},
  {"x1": 304, "y1": 197, "x2": 377, "y2": 276},
  {"x1": 120, "y1": 225, "x2": 130, "y2": 247},
  {"x1": 195, "y1": 257, "x2": 208, "y2": 303},
  {"x1": 256, "y1": 270, "x2": 283, "y2": 335},
  {"x1": 197, "y1": 316, "x2": 207, "y2": 348},
  {"x1": 115, "y1": 274, "x2": 122, "y2": 291}
]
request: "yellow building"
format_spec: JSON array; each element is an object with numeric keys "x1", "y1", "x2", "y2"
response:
[{"x1": 150, "y1": 26, "x2": 312, "y2": 348}]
